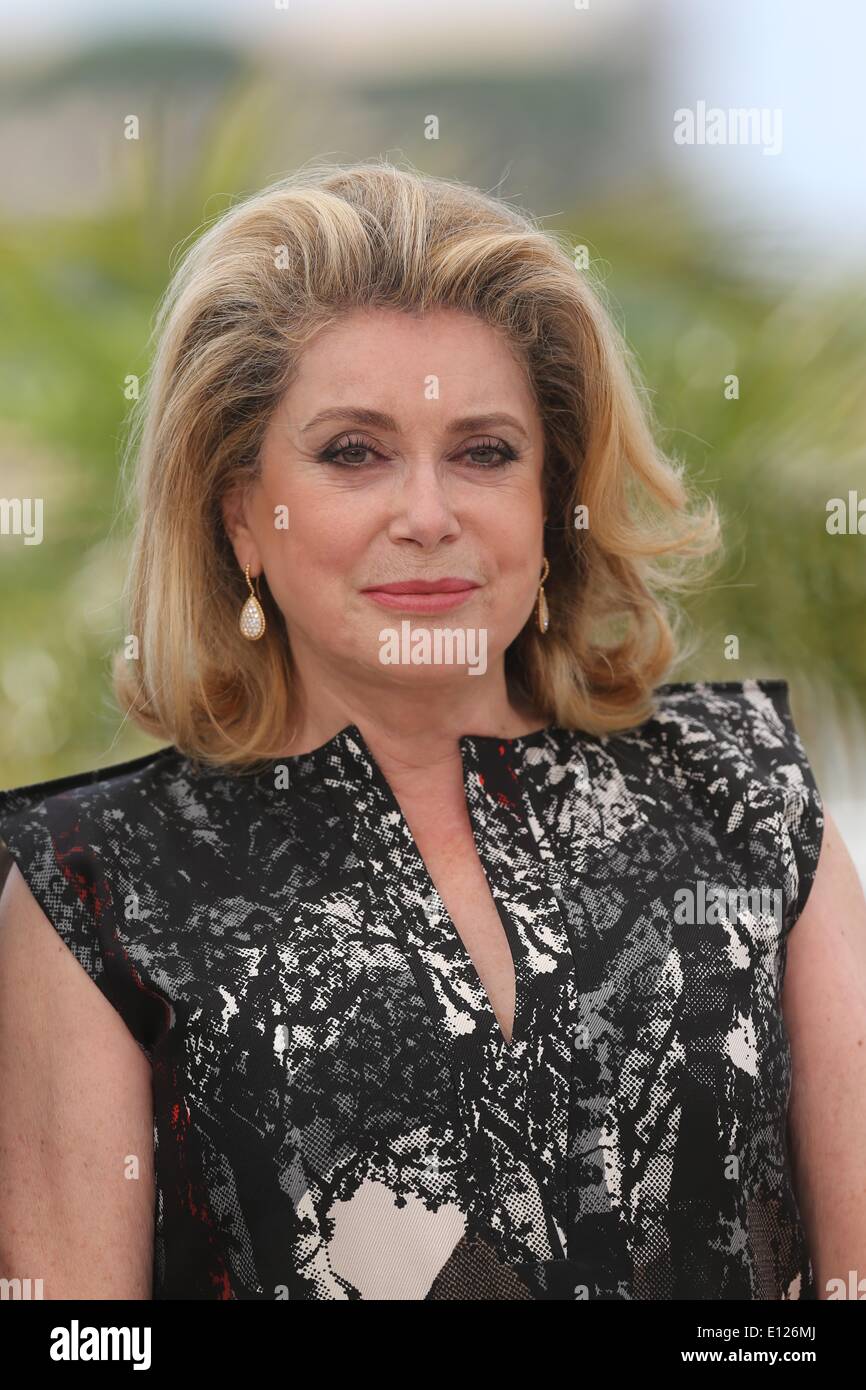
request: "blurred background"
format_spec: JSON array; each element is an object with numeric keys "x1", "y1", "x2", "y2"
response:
[{"x1": 0, "y1": 0, "x2": 863, "y2": 879}]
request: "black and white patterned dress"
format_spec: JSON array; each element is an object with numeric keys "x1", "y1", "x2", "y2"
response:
[{"x1": 0, "y1": 679, "x2": 824, "y2": 1300}]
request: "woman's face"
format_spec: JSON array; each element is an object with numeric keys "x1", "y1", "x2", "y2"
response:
[{"x1": 223, "y1": 305, "x2": 546, "y2": 695}]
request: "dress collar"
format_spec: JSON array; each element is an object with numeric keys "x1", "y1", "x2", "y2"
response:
[
  {"x1": 248, "y1": 720, "x2": 566, "y2": 782},
  {"x1": 249, "y1": 719, "x2": 591, "y2": 1060}
]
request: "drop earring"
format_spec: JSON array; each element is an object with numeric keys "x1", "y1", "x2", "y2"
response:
[
  {"x1": 239, "y1": 563, "x2": 266, "y2": 641},
  {"x1": 536, "y1": 556, "x2": 550, "y2": 634}
]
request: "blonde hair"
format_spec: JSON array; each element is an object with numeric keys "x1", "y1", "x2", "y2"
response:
[{"x1": 113, "y1": 158, "x2": 721, "y2": 769}]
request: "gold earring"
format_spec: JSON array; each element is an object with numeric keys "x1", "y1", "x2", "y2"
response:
[
  {"x1": 239, "y1": 563, "x2": 266, "y2": 640},
  {"x1": 536, "y1": 556, "x2": 550, "y2": 634}
]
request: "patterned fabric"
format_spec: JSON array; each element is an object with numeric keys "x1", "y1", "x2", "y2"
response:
[{"x1": 0, "y1": 678, "x2": 824, "y2": 1300}]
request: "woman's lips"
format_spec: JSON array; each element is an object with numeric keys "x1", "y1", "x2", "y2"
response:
[{"x1": 361, "y1": 580, "x2": 480, "y2": 614}]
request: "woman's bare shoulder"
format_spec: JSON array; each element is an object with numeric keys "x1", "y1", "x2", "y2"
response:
[
  {"x1": 783, "y1": 807, "x2": 866, "y2": 1298},
  {"x1": 0, "y1": 863, "x2": 155, "y2": 1299}
]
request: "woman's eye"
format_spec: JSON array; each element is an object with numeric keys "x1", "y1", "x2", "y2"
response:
[
  {"x1": 318, "y1": 435, "x2": 383, "y2": 467},
  {"x1": 317, "y1": 435, "x2": 518, "y2": 469},
  {"x1": 462, "y1": 440, "x2": 516, "y2": 468}
]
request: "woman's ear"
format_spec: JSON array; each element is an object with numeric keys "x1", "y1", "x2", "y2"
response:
[{"x1": 220, "y1": 484, "x2": 259, "y2": 571}]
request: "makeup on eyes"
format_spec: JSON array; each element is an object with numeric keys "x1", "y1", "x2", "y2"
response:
[{"x1": 316, "y1": 433, "x2": 519, "y2": 469}]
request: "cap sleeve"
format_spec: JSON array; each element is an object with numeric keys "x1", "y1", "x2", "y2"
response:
[
  {"x1": 651, "y1": 678, "x2": 826, "y2": 939},
  {"x1": 0, "y1": 753, "x2": 171, "y2": 1061},
  {"x1": 758, "y1": 681, "x2": 826, "y2": 933}
]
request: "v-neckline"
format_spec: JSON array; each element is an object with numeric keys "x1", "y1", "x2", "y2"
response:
[{"x1": 281, "y1": 721, "x2": 576, "y2": 1059}]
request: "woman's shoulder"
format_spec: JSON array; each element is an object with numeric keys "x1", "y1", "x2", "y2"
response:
[
  {"x1": 0, "y1": 744, "x2": 195, "y2": 972},
  {"x1": 591, "y1": 675, "x2": 822, "y2": 815},
  {"x1": 634, "y1": 677, "x2": 816, "y2": 792},
  {"x1": 650, "y1": 675, "x2": 796, "y2": 730},
  {"x1": 595, "y1": 675, "x2": 825, "y2": 935},
  {"x1": 0, "y1": 741, "x2": 317, "y2": 869},
  {"x1": 0, "y1": 746, "x2": 210, "y2": 889},
  {"x1": 0, "y1": 744, "x2": 186, "y2": 827},
  {"x1": 0, "y1": 745, "x2": 199, "y2": 1064}
]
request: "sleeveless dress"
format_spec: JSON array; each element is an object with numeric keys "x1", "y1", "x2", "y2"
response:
[{"x1": 0, "y1": 679, "x2": 824, "y2": 1301}]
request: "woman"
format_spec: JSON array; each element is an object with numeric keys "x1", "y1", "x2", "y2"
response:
[{"x1": 0, "y1": 161, "x2": 864, "y2": 1302}]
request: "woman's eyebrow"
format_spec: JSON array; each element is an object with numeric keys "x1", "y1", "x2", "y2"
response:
[{"x1": 300, "y1": 406, "x2": 529, "y2": 441}]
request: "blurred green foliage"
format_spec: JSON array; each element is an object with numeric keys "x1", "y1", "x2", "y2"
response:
[{"x1": 1, "y1": 60, "x2": 864, "y2": 786}]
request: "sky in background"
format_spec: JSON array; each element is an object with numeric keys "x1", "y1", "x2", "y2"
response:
[{"x1": 0, "y1": 0, "x2": 863, "y2": 272}]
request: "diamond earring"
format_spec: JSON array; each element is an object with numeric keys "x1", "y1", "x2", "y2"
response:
[
  {"x1": 536, "y1": 556, "x2": 550, "y2": 634},
  {"x1": 239, "y1": 563, "x2": 266, "y2": 641}
]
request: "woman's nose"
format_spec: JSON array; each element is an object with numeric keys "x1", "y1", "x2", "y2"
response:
[{"x1": 386, "y1": 463, "x2": 461, "y2": 546}]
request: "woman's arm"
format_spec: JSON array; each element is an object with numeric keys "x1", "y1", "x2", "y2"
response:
[
  {"x1": 0, "y1": 863, "x2": 155, "y2": 1299},
  {"x1": 782, "y1": 807, "x2": 866, "y2": 1299}
]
